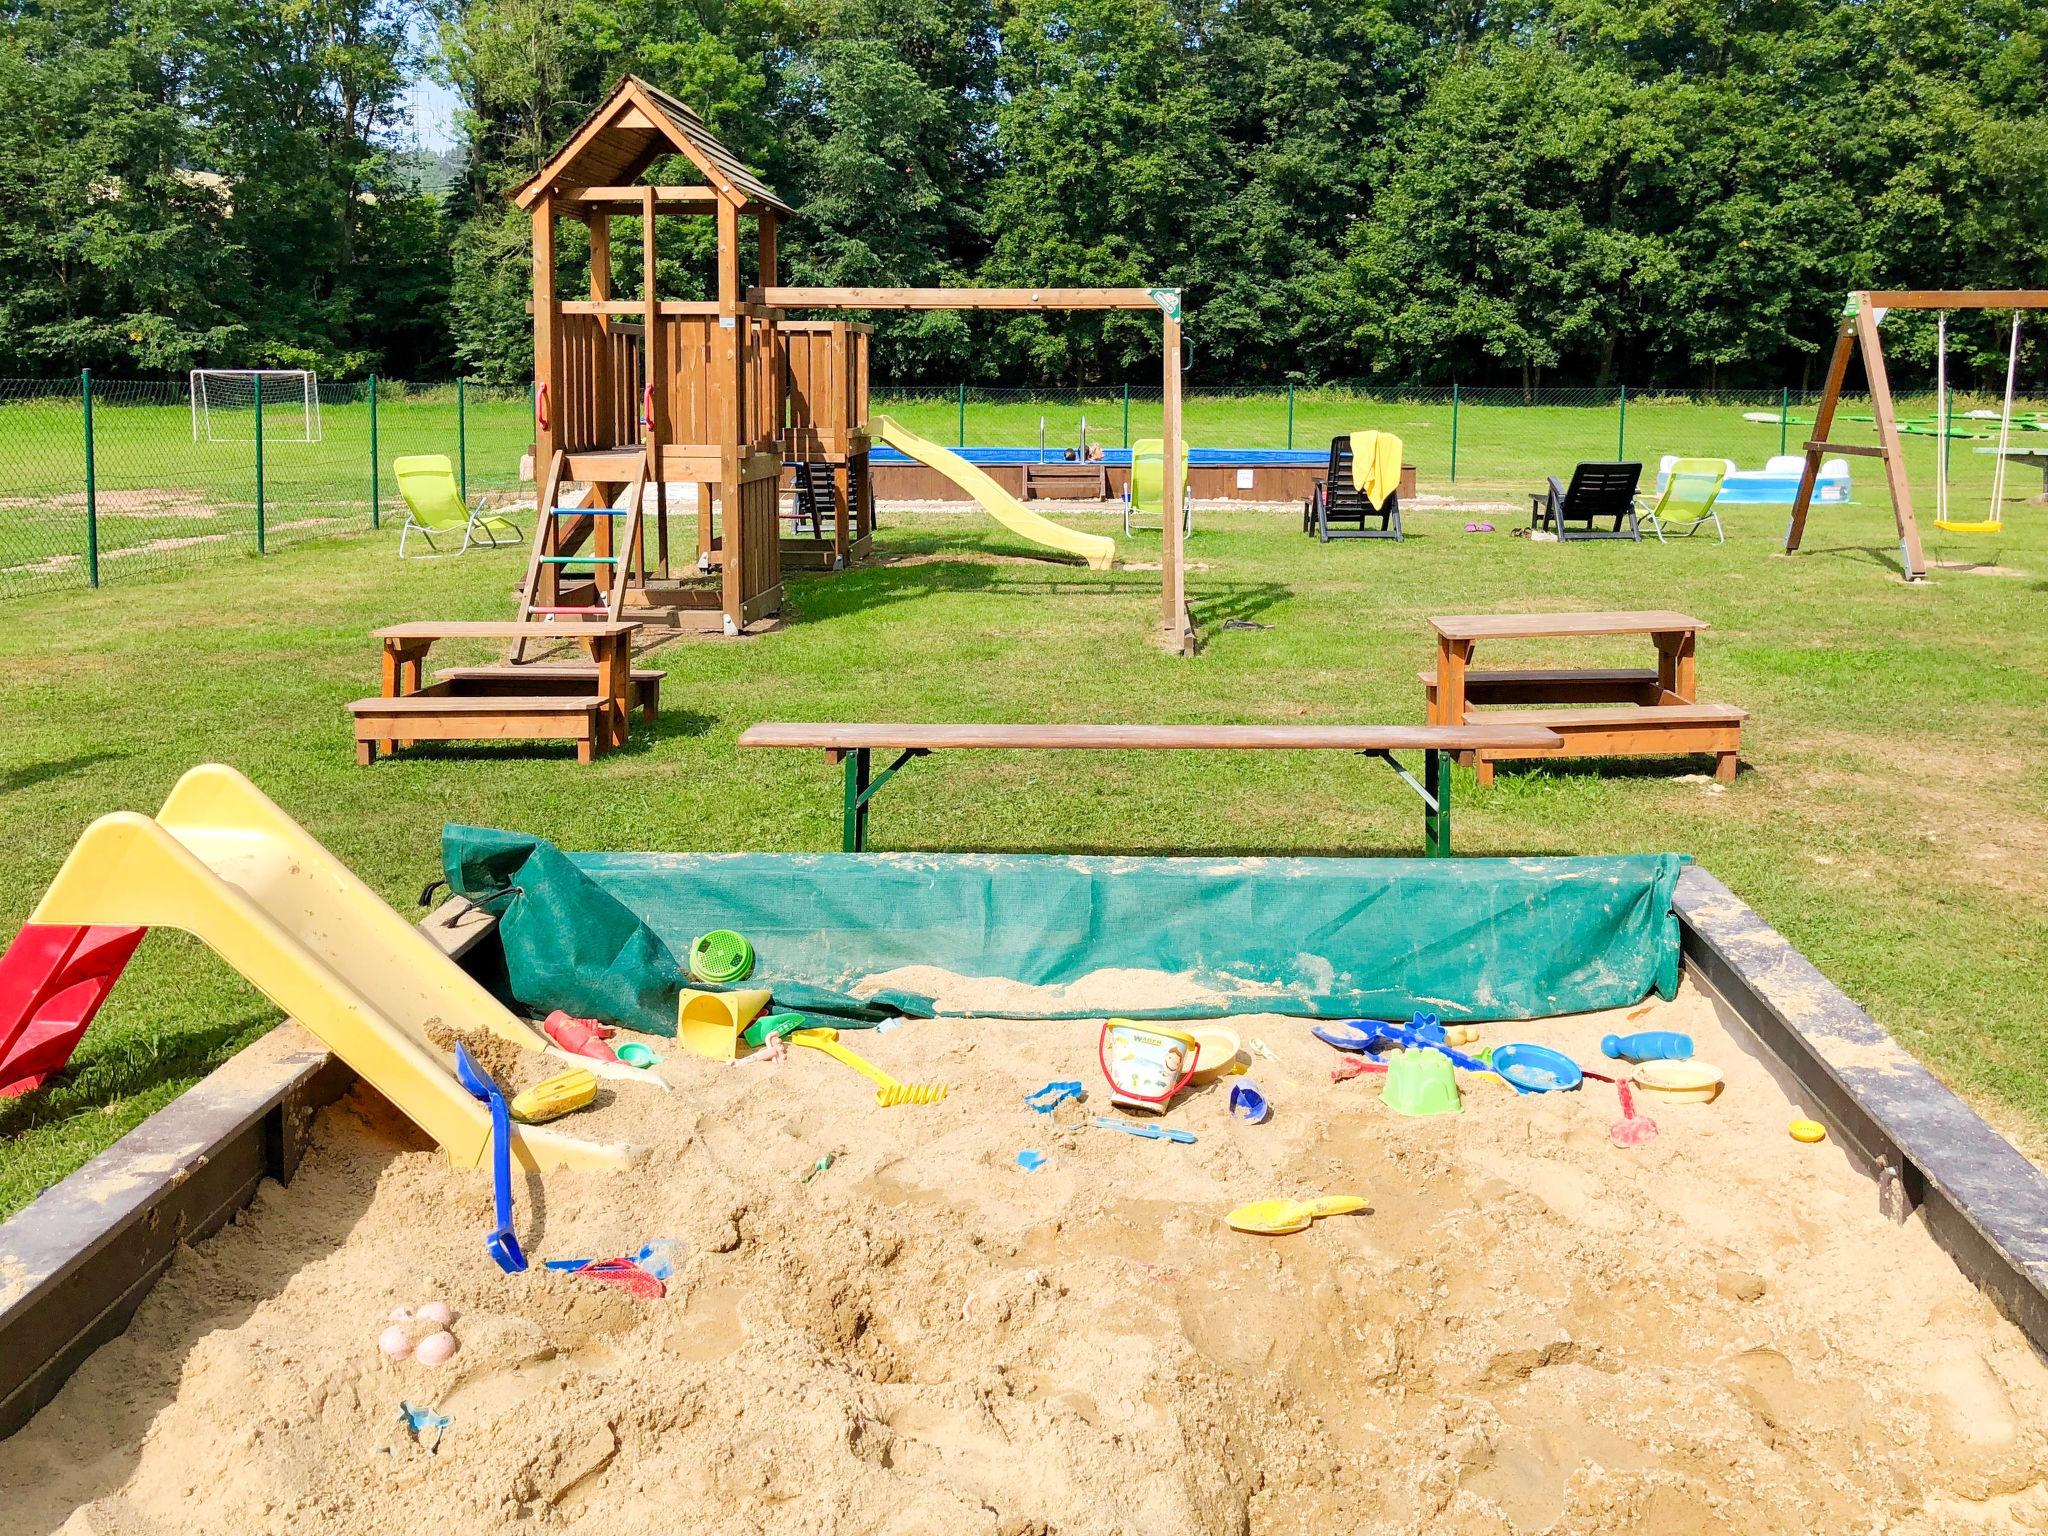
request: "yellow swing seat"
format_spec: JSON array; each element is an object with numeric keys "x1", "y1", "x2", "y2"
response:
[{"x1": 1933, "y1": 518, "x2": 2003, "y2": 534}]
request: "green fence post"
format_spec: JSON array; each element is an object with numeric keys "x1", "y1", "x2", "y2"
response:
[
  {"x1": 82, "y1": 370, "x2": 99, "y2": 587},
  {"x1": 1780, "y1": 386, "x2": 1790, "y2": 457},
  {"x1": 458, "y1": 378, "x2": 467, "y2": 502},
  {"x1": 368, "y1": 374, "x2": 380, "y2": 529},
  {"x1": 1616, "y1": 384, "x2": 1627, "y2": 461},
  {"x1": 253, "y1": 373, "x2": 266, "y2": 554},
  {"x1": 1122, "y1": 383, "x2": 1130, "y2": 448},
  {"x1": 1286, "y1": 383, "x2": 1295, "y2": 449},
  {"x1": 957, "y1": 383, "x2": 967, "y2": 447},
  {"x1": 1449, "y1": 384, "x2": 1460, "y2": 484}
]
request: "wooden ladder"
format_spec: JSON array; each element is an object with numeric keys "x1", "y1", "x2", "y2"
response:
[{"x1": 510, "y1": 448, "x2": 649, "y2": 661}]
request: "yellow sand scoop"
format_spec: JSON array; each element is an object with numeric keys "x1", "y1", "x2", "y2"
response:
[
  {"x1": 790, "y1": 1027, "x2": 948, "y2": 1107},
  {"x1": 510, "y1": 1067, "x2": 599, "y2": 1124}
]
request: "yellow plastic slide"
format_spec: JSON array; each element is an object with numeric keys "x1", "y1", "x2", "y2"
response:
[
  {"x1": 25, "y1": 765, "x2": 635, "y2": 1172},
  {"x1": 875, "y1": 414, "x2": 1116, "y2": 570}
]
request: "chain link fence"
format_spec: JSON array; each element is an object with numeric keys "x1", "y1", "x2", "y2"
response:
[{"x1": 5, "y1": 378, "x2": 2040, "y2": 601}]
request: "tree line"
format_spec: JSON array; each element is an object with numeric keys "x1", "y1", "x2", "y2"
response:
[{"x1": 4, "y1": 0, "x2": 2045, "y2": 387}]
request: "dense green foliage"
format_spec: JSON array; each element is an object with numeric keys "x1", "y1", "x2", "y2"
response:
[{"x1": 5, "y1": 0, "x2": 2046, "y2": 383}]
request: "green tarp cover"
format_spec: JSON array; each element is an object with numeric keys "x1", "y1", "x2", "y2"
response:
[{"x1": 443, "y1": 831, "x2": 1685, "y2": 1026}]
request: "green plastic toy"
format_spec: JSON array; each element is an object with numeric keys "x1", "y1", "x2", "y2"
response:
[
  {"x1": 1380, "y1": 1048, "x2": 1461, "y2": 1117},
  {"x1": 741, "y1": 1011, "x2": 809, "y2": 1048},
  {"x1": 690, "y1": 929, "x2": 755, "y2": 984}
]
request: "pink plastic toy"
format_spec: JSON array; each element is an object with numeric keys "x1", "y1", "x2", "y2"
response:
[{"x1": 542, "y1": 1010, "x2": 617, "y2": 1063}]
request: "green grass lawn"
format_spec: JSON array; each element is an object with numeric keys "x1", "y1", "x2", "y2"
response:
[{"x1": 5, "y1": 475, "x2": 2048, "y2": 1218}]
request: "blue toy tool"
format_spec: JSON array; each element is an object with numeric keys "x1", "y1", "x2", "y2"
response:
[
  {"x1": 1488, "y1": 1043, "x2": 1585, "y2": 1095},
  {"x1": 1228, "y1": 1082, "x2": 1271, "y2": 1123},
  {"x1": 454, "y1": 1044, "x2": 528, "y2": 1274},
  {"x1": 1312, "y1": 1021, "x2": 1385, "y2": 1058},
  {"x1": 1016, "y1": 1149, "x2": 1048, "y2": 1172},
  {"x1": 1601, "y1": 1031, "x2": 1693, "y2": 1063},
  {"x1": 399, "y1": 1402, "x2": 452, "y2": 1453},
  {"x1": 1024, "y1": 1080, "x2": 1085, "y2": 1114},
  {"x1": 1093, "y1": 1116, "x2": 1197, "y2": 1145}
]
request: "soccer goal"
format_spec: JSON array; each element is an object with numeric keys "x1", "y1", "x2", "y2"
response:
[{"x1": 189, "y1": 369, "x2": 323, "y2": 443}]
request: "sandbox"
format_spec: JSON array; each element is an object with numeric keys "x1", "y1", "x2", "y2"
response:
[{"x1": 3, "y1": 861, "x2": 2047, "y2": 1533}]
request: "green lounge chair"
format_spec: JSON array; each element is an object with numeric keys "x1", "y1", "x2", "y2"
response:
[
  {"x1": 1636, "y1": 458, "x2": 1727, "y2": 544},
  {"x1": 394, "y1": 454, "x2": 527, "y2": 558},
  {"x1": 1123, "y1": 438, "x2": 1191, "y2": 535}
]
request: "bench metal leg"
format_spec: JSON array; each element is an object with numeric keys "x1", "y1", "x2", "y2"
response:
[
  {"x1": 842, "y1": 748, "x2": 871, "y2": 851},
  {"x1": 839, "y1": 747, "x2": 930, "y2": 852},
  {"x1": 1425, "y1": 748, "x2": 1451, "y2": 857},
  {"x1": 1366, "y1": 749, "x2": 1453, "y2": 856}
]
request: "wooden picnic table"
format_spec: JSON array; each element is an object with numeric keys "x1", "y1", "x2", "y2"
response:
[
  {"x1": 1423, "y1": 611, "x2": 1744, "y2": 784},
  {"x1": 354, "y1": 620, "x2": 642, "y2": 765},
  {"x1": 738, "y1": 720, "x2": 1564, "y2": 856}
]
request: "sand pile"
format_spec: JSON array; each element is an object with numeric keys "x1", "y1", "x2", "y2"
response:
[{"x1": 5, "y1": 982, "x2": 2047, "y2": 1534}]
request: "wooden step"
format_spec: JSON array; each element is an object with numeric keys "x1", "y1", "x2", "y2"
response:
[
  {"x1": 1420, "y1": 666, "x2": 1668, "y2": 709},
  {"x1": 1453, "y1": 702, "x2": 1746, "y2": 786},
  {"x1": 1417, "y1": 667, "x2": 1660, "y2": 687}
]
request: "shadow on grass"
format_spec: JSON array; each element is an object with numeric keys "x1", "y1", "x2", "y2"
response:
[
  {"x1": 0, "y1": 1007, "x2": 273, "y2": 1144},
  {"x1": 363, "y1": 706, "x2": 715, "y2": 767},
  {"x1": 1796, "y1": 541, "x2": 1910, "y2": 577},
  {"x1": 0, "y1": 750, "x2": 131, "y2": 796},
  {"x1": 1496, "y1": 753, "x2": 1742, "y2": 784}
]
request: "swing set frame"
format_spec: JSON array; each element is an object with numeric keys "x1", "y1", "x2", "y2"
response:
[{"x1": 1785, "y1": 289, "x2": 2048, "y2": 581}]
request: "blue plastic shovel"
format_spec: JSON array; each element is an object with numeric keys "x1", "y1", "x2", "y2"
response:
[
  {"x1": 454, "y1": 1044, "x2": 528, "y2": 1274},
  {"x1": 1093, "y1": 1116, "x2": 1197, "y2": 1144}
]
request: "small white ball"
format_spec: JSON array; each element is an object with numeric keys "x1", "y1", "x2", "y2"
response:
[
  {"x1": 378, "y1": 1325, "x2": 413, "y2": 1360},
  {"x1": 386, "y1": 1305, "x2": 413, "y2": 1323},
  {"x1": 415, "y1": 1330, "x2": 459, "y2": 1368},
  {"x1": 416, "y1": 1299, "x2": 455, "y2": 1328}
]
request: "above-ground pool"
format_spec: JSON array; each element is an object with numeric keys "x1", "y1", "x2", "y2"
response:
[
  {"x1": 1656, "y1": 453, "x2": 1852, "y2": 505},
  {"x1": 867, "y1": 445, "x2": 1332, "y2": 468}
]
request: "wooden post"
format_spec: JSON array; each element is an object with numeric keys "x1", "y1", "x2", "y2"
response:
[
  {"x1": 641, "y1": 187, "x2": 667, "y2": 577},
  {"x1": 716, "y1": 194, "x2": 745, "y2": 633},
  {"x1": 1854, "y1": 296, "x2": 1928, "y2": 581},
  {"x1": 1160, "y1": 311, "x2": 1188, "y2": 652},
  {"x1": 757, "y1": 213, "x2": 778, "y2": 290},
  {"x1": 533, "y1": 192, "x2": 558, "y2": 471},
  {"x1": 588, "y1": 212, "x2": 614, "y2": 442}
]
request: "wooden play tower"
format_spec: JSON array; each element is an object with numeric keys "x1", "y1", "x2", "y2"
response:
[{"x1": 513, "y1": 75, "x2": 1190, "y2": 651}]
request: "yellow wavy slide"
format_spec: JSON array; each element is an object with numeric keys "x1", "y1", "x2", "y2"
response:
[
  {"x1": 875, "y1": 414, "x2": 1116, "y2": 570},
  {"x1": 22, "y1": 765, "x2": 636, "y2": 1172}
]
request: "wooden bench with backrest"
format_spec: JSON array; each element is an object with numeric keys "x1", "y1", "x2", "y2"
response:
[
  {"x1": 431, "y1": 664, "x2": 664, "y2": 723},
  {"x1": 1022, "y1": 462, "x2": 1112, "y2": 500},
  {"x1": 737, "y1": 720, "x2": 1565, "y2": 856}
]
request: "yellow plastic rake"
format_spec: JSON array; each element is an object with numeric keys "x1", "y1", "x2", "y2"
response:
[{"x1": 790, "y1": 1028, "x2": 949, "y2": 1107}]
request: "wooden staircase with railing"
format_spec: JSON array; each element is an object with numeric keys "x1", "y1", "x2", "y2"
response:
[{"x1": 510, "y1": 448, "x2": 649, "y2": 661}]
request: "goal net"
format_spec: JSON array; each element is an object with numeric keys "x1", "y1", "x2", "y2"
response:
[{"x1": 189, "y1": 369, "x2": 323, "y2": 443}]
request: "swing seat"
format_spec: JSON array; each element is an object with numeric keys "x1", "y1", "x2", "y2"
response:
[{"x1": 1934, "y1": 519, "x2": 2004, "y2": 535}]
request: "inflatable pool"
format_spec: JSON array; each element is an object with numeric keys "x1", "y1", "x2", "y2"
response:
[{"x1": 1657, "y1": 454, "x2": 1851, "y2": 506}]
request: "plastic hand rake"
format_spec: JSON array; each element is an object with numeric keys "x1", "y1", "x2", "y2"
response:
[{"x1": 790, "y1": 1028, "x2": 948, "y2": 1107}]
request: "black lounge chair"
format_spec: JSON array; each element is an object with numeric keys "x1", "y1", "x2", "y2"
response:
[
  {"x1": 1303, "y1": 434, "x2": 1401, "y2": 541},
  {"x1": 1531, "y1": 461, "x2": 1643, "y2": 541}
]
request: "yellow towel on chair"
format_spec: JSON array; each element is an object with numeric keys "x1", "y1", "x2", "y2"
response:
[{"x1": 1350, "y1": 431, "x2": 1404, "y2": 506}]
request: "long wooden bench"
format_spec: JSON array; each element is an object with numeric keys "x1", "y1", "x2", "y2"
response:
[
  {"x1": 432, "y1": 664, "x2": 664, "y2": 724},
  {"x1": 350, "y1": 694, "x2": 609, "y2": 766},
  {"x1": 737, "y1": 721, "x2": 1564, "y2": 856}
]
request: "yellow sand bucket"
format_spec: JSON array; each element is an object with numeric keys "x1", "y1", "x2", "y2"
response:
[{"x1": 678, "y1": 988, "x2": 772, "y2": 1060}]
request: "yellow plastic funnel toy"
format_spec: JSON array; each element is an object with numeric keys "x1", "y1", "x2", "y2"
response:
[{"x1": 678, "y1": 988, "x2": 772, "y2": 1060}]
